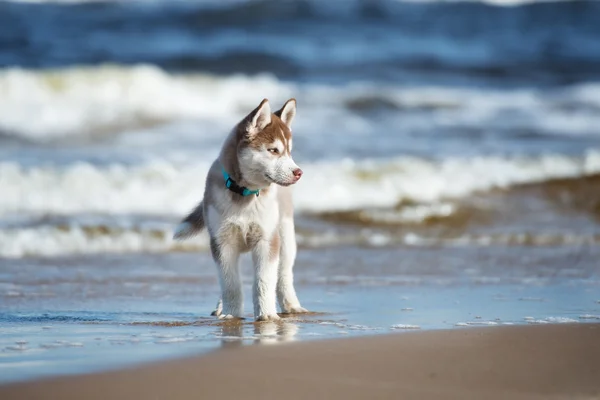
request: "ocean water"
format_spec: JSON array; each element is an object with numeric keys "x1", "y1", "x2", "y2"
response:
[{"x1": 1, "y1": 0, "x2": 600, "y2": 384}]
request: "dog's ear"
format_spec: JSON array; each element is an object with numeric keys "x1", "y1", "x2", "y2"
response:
[
  {"x1": 275, "y1": 98, "x2": 296, "y2": 129},
  {"x1": 245, "y1": 98, "x2": 271, "y2": 136}
]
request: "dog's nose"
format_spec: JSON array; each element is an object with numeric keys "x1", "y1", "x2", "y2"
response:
[{"x1": 293, "y1": 168, "x2": 303, "y2": 180}]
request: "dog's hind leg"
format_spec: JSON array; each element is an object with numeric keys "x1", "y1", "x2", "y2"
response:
[
  {"x1": 210, "y1": 299, "x2": 223, "y2": 317},
  {"x1": 276, "y1": 218, "x2": 307, "y2": 314}
]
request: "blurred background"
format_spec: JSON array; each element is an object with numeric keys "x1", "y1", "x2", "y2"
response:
[
  {"x1": 1, "y1": 0, "x2": 600, "y2": 263},
  {"x1": 1, "y1": 0, "x2": 600, "y2": 383}
]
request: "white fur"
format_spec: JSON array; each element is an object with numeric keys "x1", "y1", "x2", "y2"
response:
[
  {"x1": 187, "y1": 99, "x2": 306, "y2": 321},
  {"x1": 277, "y1": 217, "x2": 306, "y2": 313},
  {"x1": 278, "y1": 100, "x2": 296, "y2": 127},
  {"x1": 251, "y1": 234, "x2": 280, "y2": 320},
  {"x1": 238, "y1": 139, "x2": 300, "y2": 190},
  {"x1": 238, "y1": 151, "x2": 298, "y2": 189},
  {"x1": 248, "y1": 100, "x2": 271, "y2": 136},
  {"x1": 206, "y1": 168, "x2": 286, "y2": 321}
]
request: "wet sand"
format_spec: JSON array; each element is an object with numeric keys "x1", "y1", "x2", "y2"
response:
[
  {"x1": 1, "y1": 247, "x2": 600, "y2": 384},
  {"x1": 1, "y1": 323, "x2": 598, "y2": 400}
]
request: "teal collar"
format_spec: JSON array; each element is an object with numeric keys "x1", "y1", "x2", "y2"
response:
[{"x1": 221, "y1": 166, "x2": 261, "y2": 197}]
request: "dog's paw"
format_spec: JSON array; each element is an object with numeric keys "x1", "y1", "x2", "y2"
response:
[
  {"x1": 255, "y1": 313, "x2": 281, "y2": 322},
  {"x1": 218, "y1": 313, "x2": 243, "y2": 320},
  {"x1": 287, "y1": 306, "x2": 309, "y2": 313},
  {"x1": 211, "y1": 299, "x2": 223, "y2": 317},
  {"x1": 213, "y1": 302, "x2": 243, "y2": 320},
  {"x1": 281, "y1": 304, "x2": 308, "y2": 314}
]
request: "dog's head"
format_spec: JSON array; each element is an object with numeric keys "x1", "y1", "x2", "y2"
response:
[{"x1": 236, "y1": 98, "x2": 302, "y2": 188}]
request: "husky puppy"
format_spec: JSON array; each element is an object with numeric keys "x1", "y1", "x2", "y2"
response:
[{"x1": 173, "y1": 98, "x2": 307, "y2": 321}]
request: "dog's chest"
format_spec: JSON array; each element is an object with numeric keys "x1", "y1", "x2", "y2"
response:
[{"x1": 208, "y1": 194, "x2": 279, "y2": 251}]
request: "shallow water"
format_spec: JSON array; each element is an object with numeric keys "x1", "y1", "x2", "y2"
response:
[
  {"x1": 1, "y1": 247, "x2": 599, "y2": 384},
  {"x1": 1, "y1": 0, "x2": 600, "y2": 385}
]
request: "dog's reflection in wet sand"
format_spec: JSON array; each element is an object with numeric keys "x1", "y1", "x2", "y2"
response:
[
  {"x1": 253, "y1": 321, "x2": 299, "y2": 345},
  {"x1": 218, "y1": 320, "x2": 299, "y2": 349}
]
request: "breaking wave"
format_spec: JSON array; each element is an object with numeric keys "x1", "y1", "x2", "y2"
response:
[
  {"x1": 1, "y1": 150, "x2": 599, "y2": 216},
  {"x1": 2, "y1": 154, "x2": 599, "y2": 258},
  {"x1": 2, "y1": 65, "x2": 600, "y2": 142},
  {"x1": 0, "y1": 224, "x2": 197, "y2": 258},
  {"x1": 0, "y1": 65, "x2": 290, "y2": 140},
  {"x1": 1, "y1": 221, "x2": 598, "y2": 258}
]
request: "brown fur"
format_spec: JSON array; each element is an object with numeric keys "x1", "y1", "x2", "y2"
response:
[
  {"x1": 245, "y1": 223, "x2": 263, "y2": 250},
  {"x1": 269, "y1": 230, "x2": 280, "y2": 263},
  {"x1": 175, "y1": 99, "x2": 296, "y2": 237},
  {"x1": 244, "y1": 116, "x2": 291, "y2": 154}
]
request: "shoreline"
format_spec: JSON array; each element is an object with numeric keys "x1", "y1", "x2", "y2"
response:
[{"x1": 1, "y1": 323, "x2": 598, "y2": 400}]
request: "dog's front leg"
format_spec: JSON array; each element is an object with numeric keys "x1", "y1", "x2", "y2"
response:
[
  {"x1": 210, "y1": 237, "x2": 243, "y2": 319},
  {"x1": 252, "y1": 234, "x2": 280, "y2": 321},
  {"x1": 277, "y1": 218, "x2": 307, "y2": 314}
]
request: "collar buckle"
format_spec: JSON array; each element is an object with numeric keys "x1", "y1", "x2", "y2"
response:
[{"x1": 221, "y1": 165, "x2": 261, "y2": 197}]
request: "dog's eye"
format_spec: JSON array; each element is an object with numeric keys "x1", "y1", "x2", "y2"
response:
[{"x1": 267, "y1": 148, "x2": 280, "y2": 154}]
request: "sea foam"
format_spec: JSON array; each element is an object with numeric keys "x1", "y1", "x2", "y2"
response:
[
  {"x1": 1, "y1": 150, "x2": 598, "y2": 216},
  {"x1": 2, "y1": 65, "x2": 600, "y2": 142},
  {"x1": 0, "y1": 65, "x2": 290, "y2": 140}
]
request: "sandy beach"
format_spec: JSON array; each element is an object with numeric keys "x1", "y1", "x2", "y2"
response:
[
  {"x1": 1, "y1": 323, "x2": 598, "y2": 400},
  {"x1": 2, "y1": 247, "x2": 599, "y2": 385},
  {"x1": 1, "y1": 0, "x2": 600, "y2": 398}
]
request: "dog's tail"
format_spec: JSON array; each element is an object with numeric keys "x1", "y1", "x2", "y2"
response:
[{"x1": 173, "y1": 200, "x2": 205, "y2": 240}]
